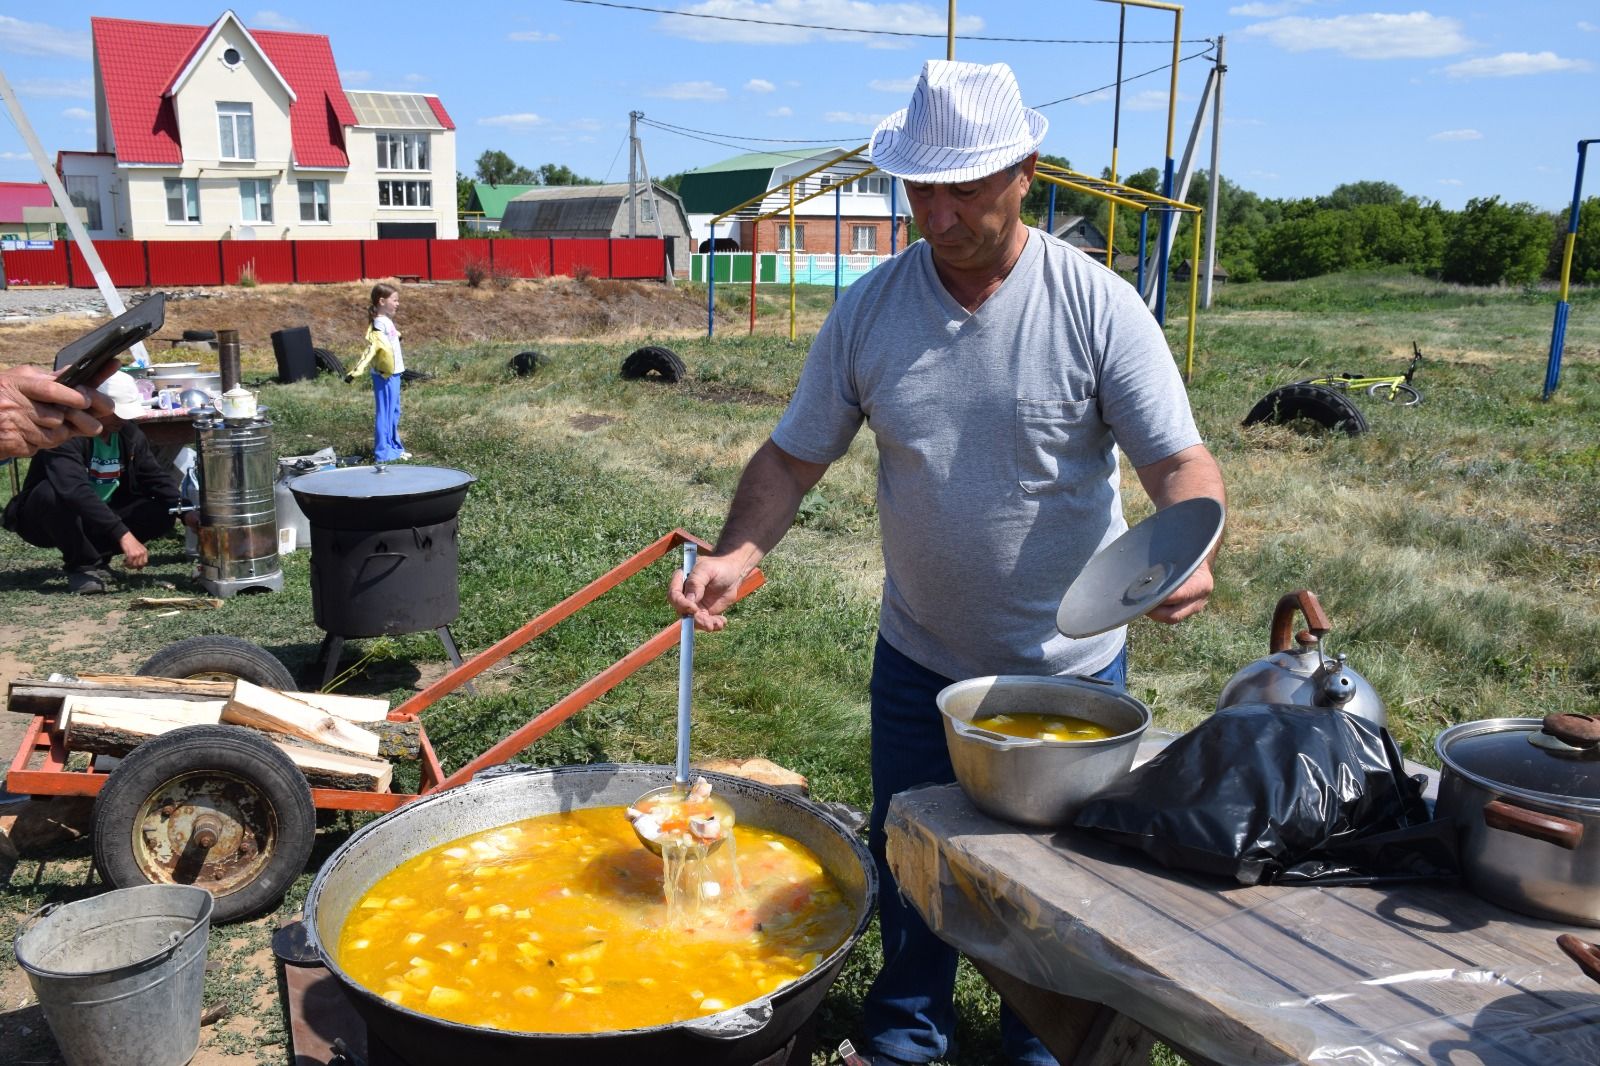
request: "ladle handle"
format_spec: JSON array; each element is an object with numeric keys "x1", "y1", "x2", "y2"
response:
[{"x1": 675, "y1": 542, "x2": 697, "y2": 790}]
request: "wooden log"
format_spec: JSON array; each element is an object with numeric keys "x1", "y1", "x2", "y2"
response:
[
  {"x1": 366, "y1": 719, "x2": 421, "y2": 760},
  {"x1": 8, "y1": 675, "x2": 232, "y2": 716},
  {"x1": 286, "y1": 691, "x2": 390, "y2": 723},
  {"x1": 223, "y1": 681, "x2": 381, "y2": 758},
  {"x1": 272, "y1": 743, "x2": 393, "y2": 793},
  {"x1": 61, "y1": 699, "x2": 224, "y2": 757},
  {"x1": 77, "y1": 675, "x2": 391, "y2": 723}
]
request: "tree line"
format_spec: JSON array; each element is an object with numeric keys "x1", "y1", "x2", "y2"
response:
[{"x1": 1023, "y1": 158, "x2": 1600, "y2": 287}]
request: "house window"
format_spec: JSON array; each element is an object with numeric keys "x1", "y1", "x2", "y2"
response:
[
  {"x1": 217, "y1": 102, "x2": 254, "y2": 160},
  {"x1": 239, "y1": 179, "x2": 272, "y2": 223},
  {"x1": 165, "y1": 178, "x2": 200, "y2": 223},
  {"x1": 298, "y1": 179, "x2": 330, "y2": 222},
  {"x1": 65, "y1": 175, "x2": 102, "y2": 230},
  {"x1": 852, "y1": 225, "x2": 877, "y2": 253},
  {"x1": 777, "y1": 224, "x2": 804, "y2": 251},
  {"x1": 376, "y1": 132, "x2": 430, "y2": 171},
  {"x1": 222, "y1": 46, "x2": 242, "y2": 68},
  {"x1": 640, "y1": 196, "x2": 657, "y2": 223},
  {"x1": 378, "y1": 180, "x2": 432, "y2": 208}
]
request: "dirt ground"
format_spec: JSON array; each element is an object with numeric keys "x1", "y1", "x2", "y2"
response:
[{"x1": 0, "y1": 275, "x2": 721, "y2": 370}]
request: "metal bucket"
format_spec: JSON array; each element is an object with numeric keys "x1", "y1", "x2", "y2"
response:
[
  {"x1": 14, "y1": 884, "x2": 213, "y2": 1066},
  {"x1": 194, "y1": 415, "x2": 282, "y2": 596}
]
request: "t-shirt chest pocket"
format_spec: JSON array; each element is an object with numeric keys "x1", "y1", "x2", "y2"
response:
[{"x1": 1015, "y1": 397, "x2": 1098, "y2": 494}]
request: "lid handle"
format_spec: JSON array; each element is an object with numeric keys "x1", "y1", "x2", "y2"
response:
[
  {"x1": 1543, "y1": 713, "x2": 1600, "y2": 750},
  {"x1": 1269, "y1": 590, "x2": 1331, "y2": 654},
  {"x1": 1483, "y1": 798, "x2": 1585, "y2": 850}
]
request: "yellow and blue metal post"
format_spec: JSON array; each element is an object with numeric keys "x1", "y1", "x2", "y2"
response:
[{"x1": 1544, "y1": 138, "x2": 1598, "y2": 400}]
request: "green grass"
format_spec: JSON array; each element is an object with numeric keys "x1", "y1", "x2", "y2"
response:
[{"x1": 3, "y1": 271, "x2": 1599, "y2": 1064}]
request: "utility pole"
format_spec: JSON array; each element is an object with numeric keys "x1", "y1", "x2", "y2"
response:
[
  {"x1": 1201, "y1": 35, "x2": 1225, "y2": 309},
  {"x1": 628, "y1": 110, "x2": 640, "y2": 238},
  {"x1": 0, "y1": 63, "x2": 149, "y2": 365}
]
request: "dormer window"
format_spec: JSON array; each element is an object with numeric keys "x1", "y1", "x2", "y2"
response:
[
  {"x1": 218, "y1": 102, "x2": 254, "y2": 160},
  {"x1": 222, "y1": 46, "x2": 243, "y2": 68}
]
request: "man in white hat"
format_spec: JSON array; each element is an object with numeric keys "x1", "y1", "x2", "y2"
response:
[
  {"x1": 4, "y1": 371, "x2": 191, "y2": 594},
  {"x1": 670, "y1": 60, "x2": 1224, "y2": 1064}
]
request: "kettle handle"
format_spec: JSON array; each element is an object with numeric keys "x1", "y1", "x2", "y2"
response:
[{"x1": 1270, "y1": 590, "x2": 1331, "y2": 653}]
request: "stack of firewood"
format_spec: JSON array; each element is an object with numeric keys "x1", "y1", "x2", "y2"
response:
[{"x1": 7, "y1": 674, "x2": 420, "y2": 792}]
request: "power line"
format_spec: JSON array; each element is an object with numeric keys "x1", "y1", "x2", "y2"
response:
[
  {"x1": 1033, "y1": 45, "x2": 1215, "y2": 108},
  {"x1": 558, "y1": 0, "x2": 1213, "y2": 45}
]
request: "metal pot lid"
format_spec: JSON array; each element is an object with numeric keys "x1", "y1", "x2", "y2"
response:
[
  {"x1": 1436, "y1": 716, "x2": 1600, "y2": 806},
  {"x1": 1056, "y1": 497, "x2": 1226, "y2": 638},
  {"x1": 288, "y1": 464, "x2": 476, "y2": 501}
]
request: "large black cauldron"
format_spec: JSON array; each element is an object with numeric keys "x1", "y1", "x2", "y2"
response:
[{"x1": 304, "y1": 764, "x2": 876, "y2": 1066}]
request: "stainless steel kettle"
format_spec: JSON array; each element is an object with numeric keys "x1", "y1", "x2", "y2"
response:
[{"x1": 1216, "y1": 589, "x2": 1387, "y2": 729}]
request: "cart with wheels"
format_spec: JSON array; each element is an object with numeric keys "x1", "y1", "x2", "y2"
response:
[{"x1": 4, "y1": 529, "x2": 763, "y2": 922}]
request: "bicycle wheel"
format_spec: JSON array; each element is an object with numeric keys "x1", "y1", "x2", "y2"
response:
[{"x1": 1367, "y1": 381, "x2": 1422, "y2": 406}]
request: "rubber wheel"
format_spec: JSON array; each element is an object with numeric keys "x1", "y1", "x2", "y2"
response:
[
  {"x1": 181, "y1": 329, "x2": 217, "y2": 342},
  {"x1": 620, "y1": 345, "x2": 686, "y2": 383},
  {"x1": 1367, "y1": 381, "x2": 1421, "y2": 406},
  {"x1": 312, "y1": 347, "x2": 345, "y2": 378},
  {"x1": 92, "y1": 724, "x2": 315, "y2": 923},
  {"x1": 138, "y1": 635, "x2": 297, "y2": 689},
  {"x1": 1242, "y1": 383, "x2": 1368, "y2": 436},
  {"x1": 508, "y1": 350, "x2": 547, "y2": 377}
]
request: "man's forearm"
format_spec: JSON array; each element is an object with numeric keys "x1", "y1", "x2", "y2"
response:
[{"x1": 711, "y1": 439, "x2": 829, "y2": 573}]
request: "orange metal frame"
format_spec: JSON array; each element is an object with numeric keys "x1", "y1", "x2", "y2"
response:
[{"x1": 5, "y1": 529, "x2": 764, "y2": 813}]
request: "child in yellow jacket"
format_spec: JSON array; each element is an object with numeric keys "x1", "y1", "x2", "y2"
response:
[{"x1": 345, "y1": 283, "x2": 408, "y2": 461}]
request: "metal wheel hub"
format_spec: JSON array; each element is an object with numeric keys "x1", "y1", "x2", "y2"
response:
[{"x1": 132, "y1": 770, "x2": 277, "y2": 894}]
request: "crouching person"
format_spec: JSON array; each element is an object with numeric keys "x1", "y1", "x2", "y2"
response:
[{"x1": 2, "y1": 371, "x2": 193, "y2": 594}]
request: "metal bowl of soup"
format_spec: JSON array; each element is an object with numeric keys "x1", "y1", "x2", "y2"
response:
[
  {"x1": 936, "y1": 675, "x2": 1152, "y2": 828},
  {"x1": 303, "y1": 763, "x2": 875, "y2": 1066}
]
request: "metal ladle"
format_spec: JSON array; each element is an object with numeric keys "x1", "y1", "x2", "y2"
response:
[{"x1": 630, "y1": 541, "x2": 731, "y2": 857}]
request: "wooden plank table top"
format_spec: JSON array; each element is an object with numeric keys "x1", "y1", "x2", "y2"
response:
[{"x1": 886, "y1": 782, "x2": 1600, "y2": 1066}]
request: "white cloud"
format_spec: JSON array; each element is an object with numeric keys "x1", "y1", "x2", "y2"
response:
[
  {"x1": 1429, "y1": 128, "x2": 1482, "y2": 142},
  {"x1": 251, "y1": 10, "x2": 306, "y2": 31},
  {"x1": 0, "y1": 150, "x2": 32, "y2": 160},
  {"x1": 0, "y1": 15, "x2": 90, "y2": 59},
  {"x1": 478, "y1": 113, "x2": 547, "y2": 128},
  {"x1": 1438, "y1": 178, "x2": 1464, "y2": 186},
  {"x1": 13, "y1": 77, "x2": 91, "y2": 99},
  {"x1": 403, "y1": 73, "x2": 428, "y2": 85},
  {"x1": 1579, "y1": 21, "x2": 1598, "y2": 32},
  {"x1": 1071, "y1": 89, "x2": 1113, "y2": 107},
  {"x1": 1242, "y1": 13, "x2": 1470, "y2": 59},
  {"x1": 769, "y1": 105, "x2": 794, "y2": 117},
  {"x1": 1249, "y1": 169, "x2": 1280, "y2": 181},
  {"x1": 508, "y1": 30, "x2": 559, "y2": 42},
  {"x1": 340, "y1": 70, "x2": 372, "y2": 85},
  {"x1": 1125, "y1": 90, "x2": 1175, "y2": 112},
  {"x1": 61, "y1": 107, "x2": 92, "y2": 120},
  {"x1": 745, "y1": 78, "x2": 775, "y2": 93},
  {"x1": 658, "y1": 0, "x2": 982, "y2": 47},
  {"x1": 869, "y1": 77, "x2": 917, "y2": 93},
  {"x1": 646, "y1": 81, "x2": 728, "y2": 101},
  {"x1": 568, "y1": 118, "x2": 605, "y2": 132},
  {"x1": 824, "y1": 110, "x2": 882, "y2": 125},
  {"x1": 1228, "y1": 1, "x2": 1309, "y2": 14},
  {"x1": 1445, "y1": 52, "x2": 1592, "y2": 78}
]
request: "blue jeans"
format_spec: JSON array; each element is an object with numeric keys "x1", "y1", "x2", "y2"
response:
[
  {"x1": 862, "y1": 635, "x2": 1128, "y2": 1066},
  {"x1": 372, "y1": 371, "x2": 404, "y2": 461}
]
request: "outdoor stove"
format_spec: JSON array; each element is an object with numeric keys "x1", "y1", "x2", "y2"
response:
[
  {"x1": 192, "y1": 410, "x2": 284, "y2": 598},
  {"x1": 288, "y1": 464, "x2": 476, "y2": 688}
]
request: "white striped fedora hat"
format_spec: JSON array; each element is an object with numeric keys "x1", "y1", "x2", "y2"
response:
[{"x1": 869, "y1": 60, "x2": 1048, "y2": 184}]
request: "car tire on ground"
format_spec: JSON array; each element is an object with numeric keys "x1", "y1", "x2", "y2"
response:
[
  {"x1": 620, "y1": 345, "x2": 686, "y2": 383},
  {"x1": 1242, "y1": 382, "x2": 1368, "y2": 436},
  {"x1": 92, "y1": 724, "x2": 315, "y2": 923},
  {"x1": 312, "y1": 347, "x2": 345, "y2": 377},
  {"x1": 509, "y1": 350, "x2": 548, "y2": 377},
  {"x1": 181, "y1": 329, "x2": 217, "y2": 342},
  {"x1": 137, "y1": 635, "x2": 297, "y2": 689}
]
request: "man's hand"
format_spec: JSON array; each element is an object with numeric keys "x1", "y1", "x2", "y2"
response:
[
  {"x1": 668, "y1": 553, "x2": 754, "y2": 632},
  {"x1": 119, "y1": 531, "x2": 149, "y2": 570},
  {"x1": 0, "y1": 365, "x2": 109, "y2": 459},
  {"x1": 1146, "y1": 560, "x2": 1215, "y2": 625}
]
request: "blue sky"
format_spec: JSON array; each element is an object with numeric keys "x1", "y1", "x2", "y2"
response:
[{"x1": 2, "y1": 2, "x2": 1597, "y2": 212}]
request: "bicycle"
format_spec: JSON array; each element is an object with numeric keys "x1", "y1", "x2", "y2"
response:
[{"x1": 1301, "y1": 342, "x2": 1424, "y2": 406}]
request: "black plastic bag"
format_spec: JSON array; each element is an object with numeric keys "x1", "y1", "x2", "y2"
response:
[{"x1": 1073, "y1": 703, "x2": 1457, "y2": 886}]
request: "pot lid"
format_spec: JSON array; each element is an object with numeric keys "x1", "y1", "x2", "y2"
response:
[
  {"x1": 288, "y1": 464, "x2": 476, "y2": 501},
  {"x1": 1056, "y1": 497, "x2": 1226, "y2": 638},
  {"x1": 1436, "y1": 716, "x2": 1600, "y2": 805}
]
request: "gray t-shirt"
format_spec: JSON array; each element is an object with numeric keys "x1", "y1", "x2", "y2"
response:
[{"x1": 772, "y1": 228, "x2": 1202, "y2": 680}]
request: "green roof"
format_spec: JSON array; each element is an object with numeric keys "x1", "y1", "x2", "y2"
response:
[
  {"x1": 469, "y1": 182, "x2": 538, "y2": 220},
  {"x1": 677, "y1": 147, "x2": 846, "y2": 215}
]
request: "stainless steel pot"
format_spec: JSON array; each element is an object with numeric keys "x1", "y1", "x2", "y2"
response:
[
  {"x1": 936, "y1": 675, "x2": 1151, "y2": 828},
  {"x1": 1435, "y1": 714, "x2": 1600, "y2": 927},
  {"x1": 303, "y1": 763, "x2": 876, "y2": 1066}
]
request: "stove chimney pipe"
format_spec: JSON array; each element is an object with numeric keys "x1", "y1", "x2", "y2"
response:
[{"x1": 217, "y1": 329, "x2": 241, "y2": 392}]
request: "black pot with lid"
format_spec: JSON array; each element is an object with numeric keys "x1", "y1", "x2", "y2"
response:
[
  {"x1": 289, "y1": 464, "x2": 476, "y2": 531},
  {"x1": 1434, "y1": 712, "x2": 1600, "y2": 926}
]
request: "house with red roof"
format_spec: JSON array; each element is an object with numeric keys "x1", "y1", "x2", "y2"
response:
[
  {"x1": 59, "y1": 10, "x2": 457, "y2": 241},
  {"x1": 0, "y1": 182, "x2": 79, "y2": 243}
]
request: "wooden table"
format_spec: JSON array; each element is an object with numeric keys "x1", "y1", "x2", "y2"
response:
[
  {"x1": 130, "y1": 409, "x2": 197, "y2": 466},
  {"x1": 886, "y1": 783, "x2": 1600, "y2": 1066}
]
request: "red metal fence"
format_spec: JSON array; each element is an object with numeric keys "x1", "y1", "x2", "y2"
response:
[{"x1": 2, "y1": 238, "x2": 666, "y2": 288}]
